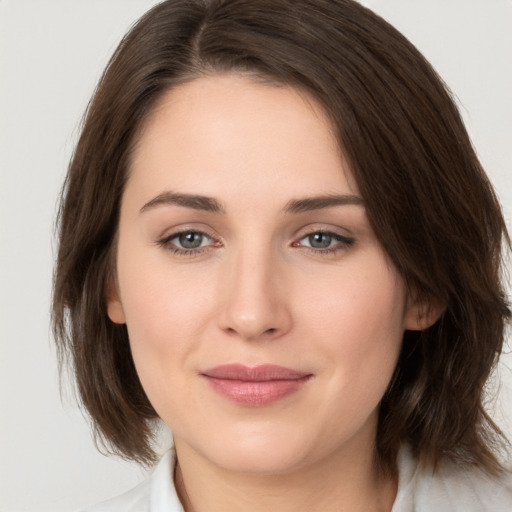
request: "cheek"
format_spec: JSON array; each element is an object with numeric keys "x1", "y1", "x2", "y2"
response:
[
  {"x1": 303, "y1": 258, "x2": 405, "y2": 334},
  {"x1": 116, "y1": 257, "x2": 220, "y2": 421},
  {"x1": 115, "y1": 243, "x2": 218, "y2": 374},
  {"x1": 298, "y1": 256, "x2": 406, "y2": 387}
]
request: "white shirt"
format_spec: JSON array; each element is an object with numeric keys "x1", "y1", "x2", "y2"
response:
[{"x1": 81, "y1": 446, "x2": 512, "y2": 511}]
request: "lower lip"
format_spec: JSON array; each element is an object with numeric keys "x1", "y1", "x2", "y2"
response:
[{"x1": 203, "y1": 376, "x2": 311, "y2": 407}]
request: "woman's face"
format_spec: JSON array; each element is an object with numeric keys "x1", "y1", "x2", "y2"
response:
[{"x1": 108, "y1": 73, "x2": 422, "y2": 474}]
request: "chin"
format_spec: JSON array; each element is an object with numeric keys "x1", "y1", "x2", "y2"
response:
[
  {"x1": 183, "y1": 422, "x2": 327, "y2": 476},
  {"x1": 209, "y1": 444, "x2": 309, "y2": 476}
]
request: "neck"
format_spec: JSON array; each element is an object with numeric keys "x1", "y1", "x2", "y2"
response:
[{"x1": 173, "y1": 435, "x2": 397, "y2": 512}]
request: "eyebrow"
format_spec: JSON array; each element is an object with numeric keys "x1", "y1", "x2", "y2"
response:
[
  {"x1": 140, "y1": 192, "x2": 225, "y2": 214},
  {"x1": 139, "y1": 191, "x2": 364, "y2": 215},
  {"x1": 283, "y1": 194, "x2": 364, "y2": 213}
]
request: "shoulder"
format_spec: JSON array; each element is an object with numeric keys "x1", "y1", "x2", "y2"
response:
[
  {"x1": 78, "y1": 450, "x2": 184, "y2": 512},
  {"x1": 79, "y1": 478, "x2": 150, "y2": 512},
  {"x1": 393, "y1": 445, "x2": 512, "y2": 512}
]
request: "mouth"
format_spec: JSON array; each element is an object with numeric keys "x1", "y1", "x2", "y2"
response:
[{"x1": 201, "y1": 364, "x2": 313, "y2": 407}]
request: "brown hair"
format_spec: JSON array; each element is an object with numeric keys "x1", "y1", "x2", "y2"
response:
[{"x1": 52, "y1": 0, "x2": 511, "y2": 474}]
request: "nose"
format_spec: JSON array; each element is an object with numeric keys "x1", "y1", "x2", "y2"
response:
[{"x1": 217, "y1": 247, "x2": 292, "y2": 341}]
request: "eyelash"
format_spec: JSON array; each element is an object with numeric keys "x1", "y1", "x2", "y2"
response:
[{"x1": 157, "y1": 229, "x2": 354, "y2": 257}]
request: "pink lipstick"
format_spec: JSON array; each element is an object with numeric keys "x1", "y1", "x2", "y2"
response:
[{"x1": 201, "y1": 364, "x2": 312, "y2": 407}]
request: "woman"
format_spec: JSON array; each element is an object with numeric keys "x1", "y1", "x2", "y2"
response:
[{"x1": 52, "y1": 0, "x2": 512, "y2": 510}]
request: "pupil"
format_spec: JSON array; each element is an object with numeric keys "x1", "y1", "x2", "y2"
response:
[
  {"x1": 309, "y1": 233, "x2": 332, "y2": 248},
  {"x1": 179, "y1": 232, "x2": 202, "y2": 249}
]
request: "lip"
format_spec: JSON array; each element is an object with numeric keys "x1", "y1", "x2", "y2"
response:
[{"x1": 201, "y1": 364, "x2": 312, "y2": 407}]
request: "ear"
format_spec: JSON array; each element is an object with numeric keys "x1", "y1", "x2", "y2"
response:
[
  {"x1": 105, "y1": 276, "x2": 126, "y2": 324},
  {"x1": 404, "y1": 293, "x2": 445, "y2": 331}
]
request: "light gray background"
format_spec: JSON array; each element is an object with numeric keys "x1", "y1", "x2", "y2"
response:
[{"x1": 0, "y1": 1, "x2": 511, "y2": 511}]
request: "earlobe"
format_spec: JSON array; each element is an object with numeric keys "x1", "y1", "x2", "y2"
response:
[
  {"x1": 404, "y1": 295, "x2": 445, "y2": 331},
  {"x1": 105, "y1": 277, "x2": 126, "y2": 324}
]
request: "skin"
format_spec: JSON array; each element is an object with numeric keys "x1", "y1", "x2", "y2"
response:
[{"x1": 107, "y1": 73, "x2": 432, "y2": 512}]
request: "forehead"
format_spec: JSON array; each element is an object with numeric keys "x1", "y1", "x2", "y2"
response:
[{"x1": 127, "y1": 73, "x2": 358, "y2": 205}]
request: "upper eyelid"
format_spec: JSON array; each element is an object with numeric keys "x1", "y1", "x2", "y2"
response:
[
  {"x1": 299, "y1": 228, "x2": 348, "y2": 236},
  {"x1": 159, "y1": 226, "x2": 217, "y2": 242},
  {"x1": 294, "y1": 226, "x2": 354, "y2": 240},
  {"x1": 167, "y1": 228, "x2": 213, "y2": 239}
]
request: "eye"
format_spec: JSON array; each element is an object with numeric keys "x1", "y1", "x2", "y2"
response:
[
  {"x1": 295, "y1": 230, "x2": 354, "y2": 252},
  {"x1": 158, "y1": 229, "x2": 218, "y2": 255},
  {"x1": 303, "y1": 232, "x2": 335, "y2": 249},
  {"x1": 175, "y1": 231, "x2": 210, "y2": 249}
]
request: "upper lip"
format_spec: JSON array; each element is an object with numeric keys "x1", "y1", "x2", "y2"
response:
[{"x1": 201, "y1": 364, "x2": 311, "y2": 381}]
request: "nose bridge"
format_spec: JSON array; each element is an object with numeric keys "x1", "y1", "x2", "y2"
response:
[{"x1": 219, "y1": 240, "x2": 290, "y2": 340}]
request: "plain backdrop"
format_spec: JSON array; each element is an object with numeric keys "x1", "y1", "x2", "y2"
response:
[{"x1": 0, "y1": 1, "x2": 511, "y2": 511}]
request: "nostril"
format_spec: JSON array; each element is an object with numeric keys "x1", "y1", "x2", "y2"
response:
[{"x1": 263, "y1": 327, "x2": 278, "y2": 337}]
